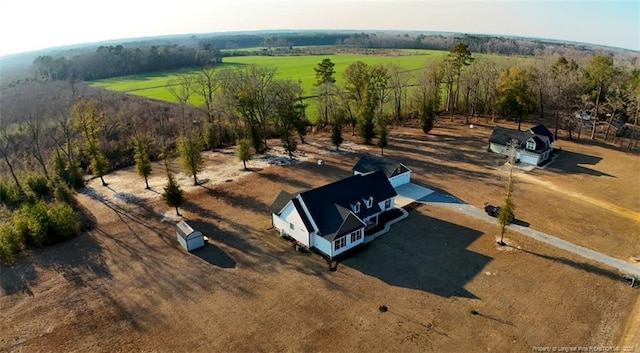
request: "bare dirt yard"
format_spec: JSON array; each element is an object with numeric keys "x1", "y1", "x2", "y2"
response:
[{"x1": 1, "y1": 117, "x2": 639, "y2": 352}]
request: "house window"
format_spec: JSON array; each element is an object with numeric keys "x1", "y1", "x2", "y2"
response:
[
  {"x1": 526, "y1": 140, "x2": 535, "y2": 150},
  {"x1": 353, "y1": 202, "x2": 360, "y2": 213},
  {"x1": 350, "y1": 230, "x2": 362, "y2": 243},
  {"x1": 384, "y1": 199, "x2": 391, "y2": 209},
  {"x1": 289, "y1": 222, "x2": 294, "y2": 230},
  {"x1": 334, "y1": 237, "x2": 347, "y2": 251},
  {"x1": 366, "y1": 197, "x2": 374, "y2": 208}
]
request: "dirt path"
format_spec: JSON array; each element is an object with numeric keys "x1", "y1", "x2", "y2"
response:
[{"x1": 514, "y1": 171, "x2": 640, "y2": 223}]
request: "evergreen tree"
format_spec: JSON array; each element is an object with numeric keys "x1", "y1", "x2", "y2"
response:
[
  {"x1": 314, "y1": 58, "x2": 337, "y2": 126},
  {"x1": 422, "y1": 104, "x2": 435, "y2": 134},
  {"x1": 497, "y1": 140, "x2": 517, "y2": 245},
  {"x1": 331, "y1": 123, "x2": 343, "y2": 151},
  {"x1": 377, "y1": 124, "x2": 388, "y2": 155},
  {"x1": 133, "y1": 135, "x2": 153, "y2": 189},
  {"x1": 177, "y1": 133, "x2": 205, "y2": 185},
  {"x1": 236, "y1": 139, "x2": 253, "y2": 170},
  {"x1": 89, "y1": 146, "x2": 109, "y2": 186},
  {"x1": 163, "y1": 173, "x2": 184, "y2": 216}
]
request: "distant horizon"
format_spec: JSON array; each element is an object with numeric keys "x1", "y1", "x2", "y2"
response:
[
  {"x1": 2, "y1": 1, "x2": 638, "y2": 57},
  {"x1": 1, "y1": 28, "x2": 636, "y2": 59}
]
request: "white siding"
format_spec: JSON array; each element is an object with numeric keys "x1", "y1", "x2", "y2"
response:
[
  {"x1": 313, "y1": 234, "x2": 332, "y2": 257},
  {"x1": 389, "y1": 172, "x2": 410, "y2": 187},
  {"x1": 516, "y1": 150, "x2": 539, "y2": 165},
  {"x1": 272, "y1": 202, "x2": 311, "y2": 246},
  {"x1": 489, "y1": 142, "x2": 507, "y2": 154},
  {"x1": 177, "y1": 235, "x2": 187, "y2": 250},
  {"x1": 492, "y1": 143, "x2": 542, "y2": 166},
  {"x1": 332, "y1": 228, "x2": 365, "y2": 257},
  {"x1": 176, "y1": 232, "x2": 205, "y2": 251}
]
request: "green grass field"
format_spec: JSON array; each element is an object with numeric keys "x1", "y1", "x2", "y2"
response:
[{"x1": 89, "y1": 50, "x2": 506, "y2": 120}]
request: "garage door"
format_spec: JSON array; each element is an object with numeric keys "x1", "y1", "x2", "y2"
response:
[
  {"x1": 517, "y1": 152, "x2": 539, "y2": 165},
  {"x1": 390, "y1": 173, "x2": 410, "y2": 188}
]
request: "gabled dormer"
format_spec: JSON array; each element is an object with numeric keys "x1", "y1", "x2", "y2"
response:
[
  {"x1": 364, "y1": 196, "x2": 374, "y2": 208},
  {"x1": 351, "y1": 201, "x2": 361, "y2": 213},
  {"x1": 525, "y1": 138, "x2": 536, "y2": 151}
]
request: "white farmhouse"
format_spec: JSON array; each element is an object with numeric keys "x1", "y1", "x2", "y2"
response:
[
  {"x1": 488, "y1": 124, "x2": 557, "y2": 166},
  {"x1": 270, "y1": 171, "x2": 397, "y2": 259}
]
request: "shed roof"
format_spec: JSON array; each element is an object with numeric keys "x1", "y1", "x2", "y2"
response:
[{"x1": 176, "y1": 220, "x2": 201, "y2": 241}]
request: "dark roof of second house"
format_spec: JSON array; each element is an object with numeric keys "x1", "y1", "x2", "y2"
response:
[
  {"x1": 352, "y1": 153, "x2": 410, "y2": 178},
  {"x1": 529, "y1": 124, "x2": 556, "y2": 143},
  {"x1": 300, "y1": 170, "x2": 397, "y2": 240}
]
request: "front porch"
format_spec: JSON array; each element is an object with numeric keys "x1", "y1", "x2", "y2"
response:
[{"x1": 364, "y1": 208, "x2": 408, "y2": 243}]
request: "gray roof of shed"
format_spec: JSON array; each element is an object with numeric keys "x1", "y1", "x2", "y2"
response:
[{"x1": 176, "y1": 221, "x2": 202, "y2": 240}]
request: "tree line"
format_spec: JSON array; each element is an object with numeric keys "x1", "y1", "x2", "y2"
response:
[
  {"x1": 26, "y1": 31, "x2": 636, "y2": 85},
  {"x1": 33, "y1": 44, "x2": 223, "y2": 81}
]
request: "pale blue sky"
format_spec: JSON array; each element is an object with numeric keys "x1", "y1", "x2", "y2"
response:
[{"x1": 1, "y1": 0, "x2": 638, "y2": 56}]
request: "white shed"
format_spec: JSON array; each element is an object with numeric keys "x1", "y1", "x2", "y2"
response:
[{"x1": 176, "y1": 220, "x2": 205, "y2": 251}]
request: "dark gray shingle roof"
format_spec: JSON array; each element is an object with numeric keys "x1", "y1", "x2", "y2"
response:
[
  {"x1": 270, "y1": 190, "x2": 293, "y2": 214},
  {"x1": 529, "y1": 124, "x2": 556, "y2": 143},
  {"x1": 292, "y1": 198, "x2": 314, "y2": 232},
  {"x1": 300, "y1": 170, "x2": 396, "y2": 240},
  {"x1": 352, "y1": 154, "x2": 410, "y2": 178},
  {"x1": 488, "y1": 127, "x2": 530, "y2": 148}
]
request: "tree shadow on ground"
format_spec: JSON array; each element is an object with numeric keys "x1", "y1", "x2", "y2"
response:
[
  {"x1": 546, "y1": 150, "x2": 614, "y2": 177},
  {"x1": 258, "y1": 170, "x2": 313, "y2": 191},
  {"x1": 505, "y1": 244, "x2": 628, "y2": 283},
  {"x1": 511, "y1": 218, "x2": 530, "y2": 227},
  {"x1": 198, "y1": 184, "x2": 270, "y2": 215},
  {"x1": 343, "y1": 212, "x2": 490, "y2": 299}
]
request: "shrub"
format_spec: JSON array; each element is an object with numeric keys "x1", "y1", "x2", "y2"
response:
[
  {"x1": 0, "y1": 223, "x2": 24, "y2": 265},
  {"x1": 52, "y1": 178, "x2": 75, "y2": 205},
  {"x1": 17, "y1": 201, "x2": 50, "y2": 247},
  {"x1": 52, "y1": 152, "x2": 85, "y2": 188},
  {"x1": 0, "y1": 180, "x2": 23, "y2": 208},
  {"x1": 47, "y1": 202, "x2": 81, "y2": 242},
  {"x1": 25, "y1": 173, "x2": 52, "y2": 199}
]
